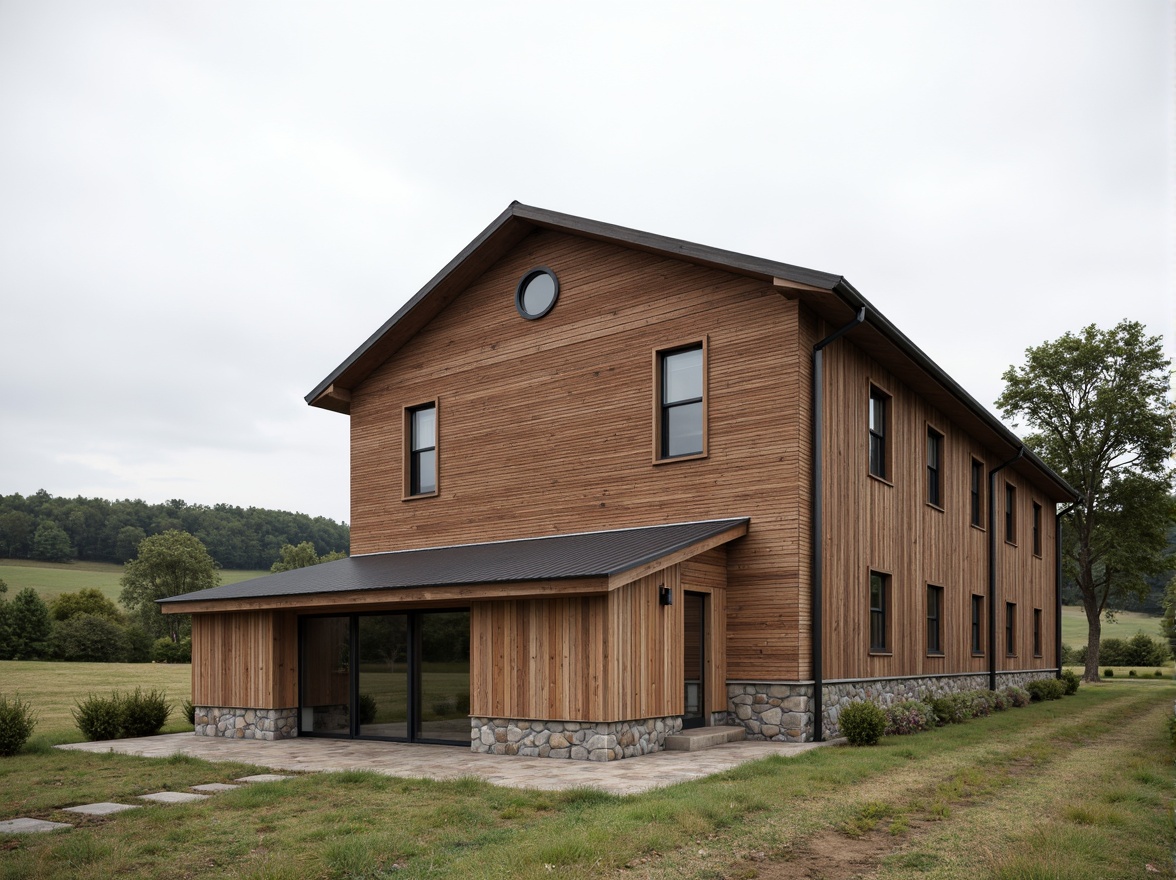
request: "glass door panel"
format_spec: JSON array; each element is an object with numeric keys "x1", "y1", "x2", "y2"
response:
[
  {"x1": 358, "y1": 614, "x2": 409, "y2": 739},
  {"x1": 416, "y1": 611, "x2": 471, "y2": 743},
  {"x1": 300, "y1": 616, "x2": 351, "y2": 735},
  {"x1": 683, "y1": 592, "x2": 706, "y2": 728}
]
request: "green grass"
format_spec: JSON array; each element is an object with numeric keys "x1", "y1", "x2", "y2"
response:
[
  {"x1": 0, "y1": 558, "x2": 270, "y2": 606},
  {"x1": 0, "y1": 675, "x2": 1172, "y2": 879},
  {"x1": 1060, "y1": 604, "x2": 1164, "y2": 648}
]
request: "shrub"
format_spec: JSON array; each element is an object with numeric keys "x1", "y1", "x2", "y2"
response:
[
  {"x1": 1002, "y1": 686, "x2": 1031, "y2": 707},
  {"x1": 929, "y1": 694, "x2": 969, "y2": 725},
  {"x1": 1104, "y1": 668, "x2": 1114, "y2": 678},
  {"x1": 48, "y1": 613, "x2": 130, "y2": 662},
  {"x1": 1124, "y1": 632, "x2": 1170, "y2": 666},
  {"x1": 968, "y1": 690, "x2": 998, "y2": 718},
  {"x1": 1027, "y1": 679, "x2": 1066, "y2": 701},
  {"x1": 120, "y1": 688, "x2": 170, "y2": 737},
  {"x1": 0, "y1": 695, "x2": 38, "y2": 756},
  {"x1": 124, "y1": 624, "x2": 154, "y2": 663},
  {"x1": 1128, "y1": 669, "x2": 1137, "y2": 677},
  {"x1": 358, "y1": 693, "x2": 378, "y2": 725},
  {"x1": 883, "y1": 700, "x2": 936, "y2": 736},
  {"x1": 73, "y1": 693, "x2": 125, "y2": 741},
  {"x1": 1156, "y1": 670, "x2": 1164, "y2": 678},
  {"x1": 182, "y1": 699, "x2": 195, "y2": 725},
  {"x1": 1060, "y1": 669, "x2": 1080, "y2": 695},
  {"x1": 152, "y1": 636, "x2": 192, "y2": 663},
  {"x1": 991, "y1": 689, "x2": 1010, "y2": 711},
  {"x1": 838, "y1": 701, "x2": 886, "y2": 746}
]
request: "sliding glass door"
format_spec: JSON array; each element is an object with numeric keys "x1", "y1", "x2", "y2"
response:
[{"x1": 299, "y1": 609, "x2": 469, "y2": 745}]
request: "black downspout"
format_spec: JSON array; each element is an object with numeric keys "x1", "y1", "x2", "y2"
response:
[
  {"x1": 811, "y1": 307, "x2": 866, "y2": 742},
  {"x1": 1055, "y1": 502, "x2": 1077, "y2": 678},
  {"x1": 988, "y1": 448, "x2": 1023, "y2": 692}
]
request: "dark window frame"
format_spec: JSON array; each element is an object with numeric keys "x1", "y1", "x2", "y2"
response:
[
  {"x1": 653, "y1": 338, "x2": 708, "y2": 463},
  {"x1": 1033, "y1": 608, "x2": 1043, "y2": 657},
  {"x1": 404, "y1": 400, "x2": 439, "y2": 499},
  {"x1": 970, "y1": 458, "x2": 985, "y2": 529},
  {"x1": 926, "y1": 425, "x2": 944, "y2": 509},
  {"x1": 971, "y1": 594, "x2": 985, "y2": 656},
  {"x1": 1004, "y1": 482, "x2": 1017, "y2": 545},
  {"x1": 1006, "y1": 602, "x2": 1017, "y2": 657},
  {"x1": 868, "y1": 385, "x2": 891, "y2": 481},
  {"x1": 926, "y1": 584, "x2": 944, "y2": 656},
  {"x1": 869, "y1": 571, "x2": 891, "y2": 654},
  {"x1": 1032, "y1": 502, "x2": 1043, "y2": 557}
]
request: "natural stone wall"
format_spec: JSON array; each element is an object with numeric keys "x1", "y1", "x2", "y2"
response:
[
  {"x1": 728, "y1": 670, "x2": 1057, "y2": 742},
  {"x1": 470, "y1": 716, "x2": 683, "y2": 760},
  {"x1": 194, "y1": 707, "x2": 298, "y2": 741}
]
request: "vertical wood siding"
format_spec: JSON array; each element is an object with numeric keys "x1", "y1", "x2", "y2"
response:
[{"x1": 192, "y1": 611, "x2": 298, "y2": 708}]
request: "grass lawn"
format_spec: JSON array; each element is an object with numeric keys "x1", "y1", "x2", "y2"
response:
[
  {"x1": 1060, "y1": 603, "x2": 1164, "y2": 648},
  {"x1": 0, "y1": 673, "x2": 1172, "y2": 879},
  {"x1": 0, "y1": 559, "x2": 271, "y2": 606}
]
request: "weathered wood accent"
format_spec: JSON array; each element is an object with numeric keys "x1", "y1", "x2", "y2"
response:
[
  {"x1": 191, "y1": 611, "x2": 297, "y2": 709},
  {"x1": 819, "y1": 328, "x2": 1058, "y2": 680},
  {"x1": 350, "y1": 229, "x2": 806, "y2": 680},
  {"x1": 471, "y1": 568, "x2": 682, "y2": 722}
]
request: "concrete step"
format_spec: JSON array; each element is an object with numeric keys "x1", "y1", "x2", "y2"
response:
[{"x1": 664, "y1": 725, "x2": 746, "y2": 752}]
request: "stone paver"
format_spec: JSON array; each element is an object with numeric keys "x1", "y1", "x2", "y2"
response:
[
  {"x1": 138, "y1": 791, "x2": 211, "y2": 804},
  {"x1": 62, "y1": 802, "x2": 140, "y2": 816},
  {"x1": 0, "y1": 817, "x2": 72, "y2": 834},
  {"x1": 191, "y1": 783, "x2": 242, "y2": 792},
  {"x1": 58, "y1": 732, "x2": 834, "y2": 794},
  {"x1": 235, "y1": 774, "x2": 294, "y2": 784}
]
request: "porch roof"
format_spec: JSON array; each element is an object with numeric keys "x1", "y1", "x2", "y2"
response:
[{"x1": 158, "y1": 518, "x2": 749, "y2": 610}]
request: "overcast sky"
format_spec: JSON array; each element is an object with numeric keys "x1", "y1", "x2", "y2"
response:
[{"x1": 1, "y1": 1, "x2": 1171, "y2": 526}]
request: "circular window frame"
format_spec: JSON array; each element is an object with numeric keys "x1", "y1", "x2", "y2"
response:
[{"x1": 515, "y1": 267, "x2": 560, "y2": 320}]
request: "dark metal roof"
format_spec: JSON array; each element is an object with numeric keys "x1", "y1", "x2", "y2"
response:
[{"x1": 158, "y1": 518, "x2": 749, "y2": 606}]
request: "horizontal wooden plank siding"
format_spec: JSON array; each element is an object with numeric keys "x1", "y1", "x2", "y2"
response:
[
  {"x1": 819, "y1": 323, "x2": 1058, "y2": 681},
  {"x1": 191, "y1": 611, "x2": 297, "y2": 709},
  {"x1": 351, "y1": 229, "x2": 809, "y2": 681}
]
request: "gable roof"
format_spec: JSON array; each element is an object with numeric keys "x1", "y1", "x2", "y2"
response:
[
  {"x1": 159, "y1": 517, "x2": 749, "y2": 612},
  {"x1": 305, "y1": 202, "x2": 1077, "y2": 502}
]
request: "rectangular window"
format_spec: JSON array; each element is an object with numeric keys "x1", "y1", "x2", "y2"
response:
[
  {"x1": 1006, "y1": 602, "x2": 1017, "y2": 656},
  {"x1": 406, "y1": 402, "x2": 437, "y2": 497},
  {"x1": 927, "y1": 427, "x2": 944, "y2": 507},
  {"x1": 971, "y1": 595, "x2": 984, "y2": 655},
  {"x1": 869, "y1": 571, "x2": 889, "y2": 653},
  {"x1": 1004, "y1": 482, "x2": 1017, "y2": 544},
  {"x1": 1033, "y1": 608, "x2": 1043, "y2": 657},
  {"x1": 971, "y1": 459, "x2": 984, "y2": 527},
  {"x1": 1032, "y1": 502, "x2": 1042, "y2": 556},
  {"x1": 927, "y1": 585, "x2": 944, "y2": 655},
  {"x1": 656, "y1": 342, "x2": 706, "y2": 460},
  {"x1": 869, "y1": 387, "x2": 889, "y2": 479}
]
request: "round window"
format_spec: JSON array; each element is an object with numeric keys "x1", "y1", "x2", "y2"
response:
[{"x1": 515, "y1": 267, "x2": 559, "y2": 320}]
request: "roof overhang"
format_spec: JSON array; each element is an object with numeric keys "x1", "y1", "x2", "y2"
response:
[{"x1": 159, "y1": 518, "x2": 749, "y2": 615}]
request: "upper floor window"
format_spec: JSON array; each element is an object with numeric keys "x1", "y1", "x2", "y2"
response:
[
  {"x1": 970, "y1": 459, "x2": 984, "y2": 528},
  {"x1": 515, "y1": 267, "x2": 560, "y2": 320},
  {"x1": 868, "y1": 386, "x2": 890, "y2": 480},
  {"x1": 926, "y1": 427, "x2": 944, "y2": 508},
  {"x1": 656, "y1": 341, "x2": 706, "y2": 460},
  {"x1": 927, "y1": 584, "x2": 944, "y2": 656},
  {"x1": 869, "y1": 571, "x2": 890, "y2": 653},
  {"x1": 1032, "y1": 502, "x2": 1043, "y2": 556},
  {"x1": 406, "y1": 402, "x2": 437, "y2": 497},
  {"x1": 971, "y1": 594, "x2": 984, "y2": 655},
  {"x1": 1005, "y1": 482, "x2": 1017, "y2": 544}
]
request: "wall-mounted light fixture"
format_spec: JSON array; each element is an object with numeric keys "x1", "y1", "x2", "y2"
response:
[{"x1": 659, "y1": 584, "x2": 673, "y2": 606}]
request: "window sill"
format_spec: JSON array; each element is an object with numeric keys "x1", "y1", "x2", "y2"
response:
[
  {"x1": 868, "y1": 651, "x2": 893, "y2": 657},
  {"x1": 1033, "y1": 552, "x2": 1043, "y2": 559},
  {"x1": 402, "y1": 491, "x2": 439, "y2": 502},
  {"x1": 970, "y1": 523, "x2": 986, "y2": 533},
  {"x1": 1033, "y1": 653, "x2": 1043, "y2": 659},
  {"x1": 926, "y1": 502, "x2": 944, "y2": 513},
  {"x1": 868, "y1": 473, "x2": 894, "y2": 488},
  {"x1": 653, "y1": 452, "x2": 707, "y2": 466},
  {"x1": 1004, "y1": 540, "x2": 1018, "y2": 547},
  {"x1": 971, "y1": 652, "x2": 985, "y2": 658},
  {"x1": 926, "y1": 652, "x2": 945, "y2": 658}
]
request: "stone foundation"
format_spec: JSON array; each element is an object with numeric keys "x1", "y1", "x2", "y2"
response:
[
  {"x1": 194, "y1": 707, "x2": 298, "y2": 741},
  {"x1": 470, "y1": 715, "x2": 683, "y2": 760},
  {"x1": 728, "y1": 670, "x2": 1057, "y2": 742}
]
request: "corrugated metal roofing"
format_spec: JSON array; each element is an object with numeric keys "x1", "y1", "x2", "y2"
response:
[{"x1": 158, "y1": 518, "x2": 749, "y2": 606}]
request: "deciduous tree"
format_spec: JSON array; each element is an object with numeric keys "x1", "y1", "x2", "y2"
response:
[
  {"x1": 31, "y1": 520, "x2": 72, "y2": 562},
  {"x1": 998, "y1": 320, "x2": 1176, "y2": 681},
  {"x1": 270, "y1": 541, "x2": 346, "y2": 573},
  {"x1": 120, "y1": 530, "x2": 219, "y2": 642}
]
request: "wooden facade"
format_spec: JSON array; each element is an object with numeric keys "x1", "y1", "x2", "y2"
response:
[{"x1": 173, "y1": 203, "x2": 1074, "y2": 743}]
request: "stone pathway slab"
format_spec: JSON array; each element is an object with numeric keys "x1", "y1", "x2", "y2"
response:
[
  {"x1": 235, "y1": 774, "x2": 294, "y2": 784},
  {"x1": 138, "y1": 791, "x2": 210, "y2": 804},
  {"x1": 62, "y1": 802, "x2": 140, "y2": 816},
  {"x1": 191, "y1": 783, "x2": 241, "y2": 792},
  {"x1": 0, "y1": 818, "x2": 72, "y2": 834}
]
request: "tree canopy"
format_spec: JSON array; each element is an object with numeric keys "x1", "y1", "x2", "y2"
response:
[
  {"x1": 120, "y1": 530, "x2": 220, "y2": 642},
  {"x1": 997, "y1": 320, "x2": 1176, "y2": 680},
  {"x1": 270, "y1": 541, "x2": 347, "y2": 573}
]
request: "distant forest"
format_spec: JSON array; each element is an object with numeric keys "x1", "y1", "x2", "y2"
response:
[{"x1": 0, "y1": 490, "x2": 349, "y2": 570}]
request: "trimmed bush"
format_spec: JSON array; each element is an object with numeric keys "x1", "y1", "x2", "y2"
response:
[
  {"x1": 929, "y1": 693, "x2": 971, "y2": 725},
  {"x1": 73, "y1": 693, "x2": 125, "y2": 741},
  {"x1": 0, "y1": 695, "x2": 38, "y2": 756},
  {"x1": 839, "y1": 701, "x2": 886, "y2": 746},
  {"x1": 1128, "y1": 669, "x2": 1137, "y2": 677},
  {"x1": 1104, "y1": 668, "x2": 1113, "y2": 678},
  {"x1": 969, "y1": 690, "x2": 999, "y2": 718},
  {"x1": 121, "y1": 688, "x2": 170, "y2": 737},
  {"x1": 1002, "y1": 686, "x2": 1031, "y2": 707},
  {"x1": 1060, "y1": 669, "x2": 1080, "y2": 695},
  {"x1": 182, "y1": 699, "x2": 195, "y2": 725},
  {"x1": 991, "y1": 689, "x2": 1010, "y2": 711},
  {"x1": 883, "y1": 700, "x2": 936, "y2": 736},
  {"x1": 1156, "y1": 670, "x2": 1164, "y2": 678},
  {"x1": 1027, "y1": 679, "x2": 1066, "y2": 702}
]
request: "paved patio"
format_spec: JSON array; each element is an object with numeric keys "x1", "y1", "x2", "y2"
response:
[{"x1": 57, "y1": 733, "x2": 834, "y2": 795}]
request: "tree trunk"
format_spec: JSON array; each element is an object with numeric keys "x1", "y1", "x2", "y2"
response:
[{"x1": 1082, "y1": 594, "x2": 1101, "y2": 682}]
